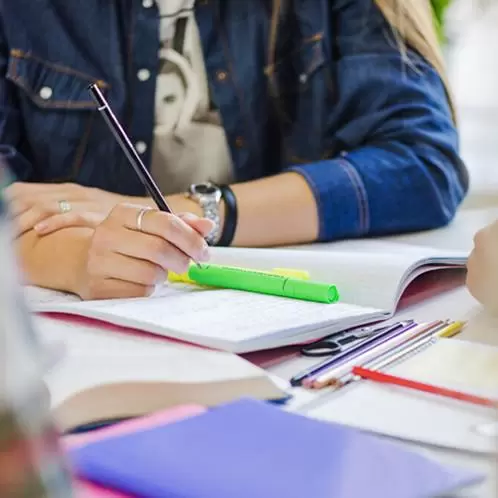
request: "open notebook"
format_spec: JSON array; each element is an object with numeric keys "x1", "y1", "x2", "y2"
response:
[
  {"x1": 28, "y1": 241, "x2": 467, "y2": 353},
  {"x1": 37, "y1": 318, "x2": 285, "y2": 432}
]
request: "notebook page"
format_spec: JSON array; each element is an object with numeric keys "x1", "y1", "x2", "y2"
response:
[
  {"x1": 38, "y1": 286, "x2": 381, "y2": 352},
  {"x1": 393, "y1": 338, "x2": 498, "y2": 394},
  {"x1": 307, "y1": 380, "x2": 494, "y2": 453},
  {"x1": 24, "y1": 286, "x2": 80, "y2": 306},
  {"x1": 25, "y1": 283, "x2": 192, "y2": 307},
  {"x1": 34, "y1": 315, "x2": 167, "y2": 357},
  {"x1": 211, "y1": 243, "x2": 465, "y2": 311},
  {"x1": 44, "y1": 332, "x2": 276, "y2": 410}
]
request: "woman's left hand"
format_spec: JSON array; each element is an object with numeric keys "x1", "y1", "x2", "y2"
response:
[{"x1": 5, "y1": 182, "x2": 147, "y2": 236}]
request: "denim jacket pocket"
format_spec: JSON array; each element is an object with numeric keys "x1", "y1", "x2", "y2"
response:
[
  {"x1": 6, "y1": 50, "x2": 106, "y2": 110},
  {"x1": 269, "y1": 33, "x2": 328, "y2": 97},
  {"x1": 269, "y1": 34, "x2": 333, "y2": 163},
  {"x1": 6, "y1": 50, "x2": 108, "y2": 181}
]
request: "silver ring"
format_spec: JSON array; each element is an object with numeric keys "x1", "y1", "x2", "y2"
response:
[
  {"x1": 58, "y1": 200, "x2": 72, "y2": 214},
  {"x1": 136, "y1": 207, "x2": 151, "y2": 232}
]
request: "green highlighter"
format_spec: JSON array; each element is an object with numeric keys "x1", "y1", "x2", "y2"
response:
[{"x1": 188, "y1": 264, "x2": 339, "y2": 304}]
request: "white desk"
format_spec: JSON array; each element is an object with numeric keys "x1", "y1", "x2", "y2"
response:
[
  {"x1": 39, "y1": 206, "x2": 498, "y2": 497},
  {"x1": 268, "y1": 207, "x2": 498, "y2": 498},
  {"x1": 268, "y1": 286, "x2": 497, "y2": 497}
]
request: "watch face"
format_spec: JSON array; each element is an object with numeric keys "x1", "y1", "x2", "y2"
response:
[{"x1": 193, "y1": 183, "x2": 217, "y2": 195}]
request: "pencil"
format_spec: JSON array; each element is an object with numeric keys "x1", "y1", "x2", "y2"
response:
[
  {"x1": 307, "y1": 321, "x2": 446, "y2": 389},
  {"x1": 356, "y1": 320, "x2": 465, "y2": 376},
  {"x1": 434, "y1": 321, "x2": 466, "y2": 338},
  {"x1": 294, "y1": 321, "x2": 416, "y2": 388},
  {"x1": 352, "y1": 366, "x2": 496, "y2": 408},
  {"x1": 290, "y1": 321, "x2": 415, "y2": 387}
]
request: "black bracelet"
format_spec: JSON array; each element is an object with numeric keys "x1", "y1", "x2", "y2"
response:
[{"x1": 217, "y1": 185, "x2": 238, "y2": 247}]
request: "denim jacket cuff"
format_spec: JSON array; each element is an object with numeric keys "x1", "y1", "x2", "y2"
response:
[{"x1": 288, "y1": 157, "x2": 369, "y2": 242}]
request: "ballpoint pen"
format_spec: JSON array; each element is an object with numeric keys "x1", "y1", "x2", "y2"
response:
[
  {"x1": 329, "y1": 320, "x2": 453, "y2": 390},
  {"x1": 88, "y1": 83, "x2": 202, "y2": 267},
  {"x1": 289, "y1": 321, "x2": 415, "y2": 387},
  {"x1": 344, "y1": 321, "x2": 466, "y2": 382},
  {"x1": 307, "y1": 320, "x2": 446, "y2": 389}
]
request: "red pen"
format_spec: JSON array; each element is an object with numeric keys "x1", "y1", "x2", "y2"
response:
[{"x1": 352, "y1": 366, "x2": 497, "y2": 408}]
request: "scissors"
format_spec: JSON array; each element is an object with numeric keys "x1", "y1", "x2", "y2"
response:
[{"x1": 300, "y1": 323, "x2": 403, "y2": 358}]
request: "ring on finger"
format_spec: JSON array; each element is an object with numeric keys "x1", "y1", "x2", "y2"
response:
[
  {"x1": 58, "y1": 200, "x2": 72, "y2": 214},
  {"x1": 136, "y1": 207, "x2": 152, "y2": 233}
]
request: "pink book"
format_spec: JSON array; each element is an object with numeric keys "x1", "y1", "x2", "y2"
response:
[{"x1": 63, "y1": 405, "x2": 206, "y2": 497}]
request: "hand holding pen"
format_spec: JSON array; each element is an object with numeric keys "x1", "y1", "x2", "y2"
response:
[
  {"x1": 60, "y1": 85, "x2": 213, "y2": 300},
  {"x1": 73, "y1": 204, "x2": 212, "y2": 300},
  {"x1": 88, "y1": 85, "x2": 206, "y2": 242}
]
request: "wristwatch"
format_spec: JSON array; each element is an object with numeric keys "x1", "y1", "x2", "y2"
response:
[{"x1": 187, "y1": 182, "x2": 223, "y2": 245}]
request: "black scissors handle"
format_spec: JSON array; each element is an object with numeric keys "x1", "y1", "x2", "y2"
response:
[{"x1": 300, "y1": 323, "x2": 394, "y2": 358}]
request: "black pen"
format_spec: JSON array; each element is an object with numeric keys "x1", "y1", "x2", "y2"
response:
[
  {"x1": 89, "y1": 84, "x2": 170, "y2": 212},
  {"x1": 88, "y1": 84, "x2": 202, "y2": 267}
]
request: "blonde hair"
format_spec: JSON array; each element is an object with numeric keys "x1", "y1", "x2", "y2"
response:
[{"x1": 268, "y1": 0, "x2": 455, "y2": 121}]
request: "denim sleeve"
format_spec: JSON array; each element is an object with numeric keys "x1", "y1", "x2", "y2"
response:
[
  {"x1": 0, "y1": 17, "x2": 32, "y2": 184},
  {"x1": 289, "y1": 0, "x2": 468, "y2": 242}
]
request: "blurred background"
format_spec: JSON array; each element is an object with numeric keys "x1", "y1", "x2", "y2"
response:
[{"x1": 444, "y1": 0, "x2": 498, "y2": 207}]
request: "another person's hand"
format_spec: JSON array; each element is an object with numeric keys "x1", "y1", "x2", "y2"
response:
[
  {"x1": 466, "y1": 220, "x2": 498, "y2": 313},
  {"x1": 73, "y1": 203, "x2": 213, "y2": 300},
  {"x1": 5, "y1": 182, "x2": 140, "y2": 236}
]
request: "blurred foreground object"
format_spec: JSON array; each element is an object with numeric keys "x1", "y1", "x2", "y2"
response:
[{"x1": 0, "y1": 188, "x2": 73, "y2": 497}]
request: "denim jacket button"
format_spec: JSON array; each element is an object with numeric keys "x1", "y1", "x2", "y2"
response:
[
  {"x1": 137, "y1": 69, "x2": 151, "y2": 82},
  {"x1": 216, "y1": 70, "x2": 228, "y2": 82},
  {"x1": 142, "y1": 0, "x2": 154, "y2": 7},
  {"x1": 39, "y1": 87, "x2": 53, "y2": 100},
  {"x1": 135, "y1": 142, "x2": 147, "y2": 155}
]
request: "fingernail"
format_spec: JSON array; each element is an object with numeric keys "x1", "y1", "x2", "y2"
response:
[
  {"x1": 199, "y1": 243, "x2": 211, "y2": 262},
  {"x1": 178, "y1": 212, "x2": 197, "y2": 222},
  {"x1": 156, "y1": 271, "x2": 168, "y2": 285},
  {"x1": 34, "y1": 222, "x2": 47, "y2": 232}
]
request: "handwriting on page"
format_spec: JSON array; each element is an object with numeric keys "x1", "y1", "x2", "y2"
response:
[{"x1": 24, "y1": 286, "x2": 81, "y2": 306}]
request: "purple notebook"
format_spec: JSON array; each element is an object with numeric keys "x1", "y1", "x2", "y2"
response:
[{"x1": 71, "y1": 399, "x2": 482, "y2": 498}]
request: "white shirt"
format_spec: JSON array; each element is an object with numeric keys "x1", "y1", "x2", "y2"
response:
[{"x1": 151, "y1": 0, "x2": 233, "y2": 195}]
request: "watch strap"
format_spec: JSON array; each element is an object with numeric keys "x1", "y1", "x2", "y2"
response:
[
  {"x1": 201, "y1": 199, "x2": 221, "y2": 246},
  {"x1": 187, "y1": 183, "x2": 222, "y2": 246},
  {"x1": 217, "y1": 185, "x2": 238, "y2": 247}
]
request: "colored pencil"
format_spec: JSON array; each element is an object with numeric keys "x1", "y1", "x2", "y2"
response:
[
  {"x1": 357, "y1": 320, "x2": 465, "y2": 375},
  {"x1": 307, "y1": 321, "x2": 446, "y2": 389},
  {"x1": 335, "y1": 321, "x2": 465, "y2": 388},
  {"x1": 434, "y1": 320, "x2": 466, "y2": 339},
  {"x1": 289, "y1": 321, "x2": 414, "y2": 387},
  {"x1": 352, "y1": 366, "x2": 496, "y2": 408}
]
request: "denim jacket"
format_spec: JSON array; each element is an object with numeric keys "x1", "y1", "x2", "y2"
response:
[{"x1": 0, "y1": 0, "x2": 468, "y2": 241}]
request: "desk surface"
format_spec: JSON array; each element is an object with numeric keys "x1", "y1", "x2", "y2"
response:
[
  {"x1": 40, "y1": 206, "x2": 498, "y2": 497},
  {"x1": 271, "y1": 286, "x2": 497, "y2": 497},
  {"x1": 270, "y1": 207, "x2": 498, "y2": 498}
]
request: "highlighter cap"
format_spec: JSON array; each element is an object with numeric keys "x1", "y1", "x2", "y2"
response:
[{"x1": 282, "y1": 279, "x2": 339, "y2": 304}]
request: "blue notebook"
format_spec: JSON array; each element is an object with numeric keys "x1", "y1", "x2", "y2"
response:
[{"x1": 71, "y1": 399, "x2": 482, "y2": 498}]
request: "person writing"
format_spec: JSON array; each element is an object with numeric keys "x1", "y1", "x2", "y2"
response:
[{"x1": 0, "y1": 0, "x2": 468, "y2": 299}]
